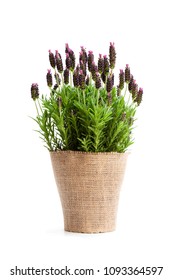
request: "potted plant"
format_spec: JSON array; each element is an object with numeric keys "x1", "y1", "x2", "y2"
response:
[{"x1": 31, "y1": 43, "x2": 143, "y2": 233}]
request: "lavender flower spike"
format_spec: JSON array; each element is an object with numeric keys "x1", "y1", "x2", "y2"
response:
[
  {"x1": 49, "y1": 50, "x2": 56, "y2": 69},
  {"x1": 119, "y1": 69, "x2": 125, "y2": 90},
  {"x1": 88, "y1": 51, "x2": 94, "y2": 72},
  {"x1": 31, "y1": 83, "x2": 39, "y2": 100},
  {"x1": 103, "y1": 55, "x2": 109, "y2": 75},
  {"x1": 109, "y1": 42, "x2": 116, "y2": 69},
  {"x1": 125, "y1": 64, "x2": 130, "y2": 83},
  {"x1": 46, "y1": 69, "x2": 53, "y2": 88},
  {"x1": 98, "y1": 54, "x2": 104, "y2": 74},
  {"x1": 136, "y1": 87, "x2": 143, "y2": 106}
]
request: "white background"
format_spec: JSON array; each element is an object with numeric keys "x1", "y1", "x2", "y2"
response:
[{"x1": 0, "y1": 0, "x2": 173, "y2": 279}]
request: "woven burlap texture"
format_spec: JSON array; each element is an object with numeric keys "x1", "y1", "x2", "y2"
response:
[{"x1": 50, "y1": 151, "x2": 129, "y2": 233}]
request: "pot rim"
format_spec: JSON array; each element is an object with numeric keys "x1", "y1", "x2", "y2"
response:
[{"x1": 49, "y1": 150, "x2": 130, "y2": 155}]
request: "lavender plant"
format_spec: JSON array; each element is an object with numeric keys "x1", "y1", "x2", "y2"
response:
[{"x1": 31, "y1": 43, "x2": 143, "y2": 152}]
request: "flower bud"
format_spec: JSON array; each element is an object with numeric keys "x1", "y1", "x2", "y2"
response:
[
  {"x1": 46, "y1": 69, "x2": 53, "y2": 87},
  {"x1": 103, "y1": 55, "x2": 109, "y2": 75},
  {"x1": 73, "y1": 69, "x2": 79, "y2": 87},
  {"x1": 53, "y1": 84, "x2": 58, "y2": 91},
  {"x1": 76, "y1": 64, "x2": 80, "y2": 72},
  {"x1": 31, "y1": 83, "x2": 39, "y2": 100},
  {"x1": 80, "y1": 60, "x2": 87, "y2": 76},
  {"x1": 101, "y1": 72, "x2": 106, "y2": 83},
  {"x1": 132, "y1": 80, "x2": 138, "y2": 100},
  {"x1": 55, "y1": 50, "x2": 63, "y2": 73},
  {"x1": 119, "y1": 69, "x2": 125, "y2": 90},
  {"x1": 80, "y1": 46, "x2": 88, "y2": 63},
  {"x1": 125, "y1": 64, "x2": 130, "y2": 83},
  {"x1": 79, "y1": 70, "x2": 85, "y2": 89},
  {"x1": 117, "y1": 85, "x2": 121, "y2": 96},
  {"x1": 109, "y1": 42, "x2": 116, "y2": 69},
  {"x1": 106, "y1": 75, "x2": 113, "y2": 93},
  {"x1": 65, "y1": 43, "x2": 70, "y2": 54},
  {"x1": 65, "y1": 53, "x2": 72, "y2": 70},
  {"x1": 95, "y1": 73, "x2": 101, "y2": 89},
  {"x1": 88, "y1": 51, "x2": 94, "y2": 72},
  {"x1": 49, "y1": 50, "x2": 56, "y2": 68},
  {"x1": 111, "y1": 73, "x2": 114, "y2": 86},
  {"x1": 79, "y1": 51, "x2": 87, "y2": 66},
  {"x1": 128, "y1": 75, "x2": 134, "y2": 92},
  {"x1": 98, "y1": 54, "x2": 104, "y2": 74},
  {"x1": 69, "y1": 49, "x2": 75, "y2": 70},
  {"x1": 64, "y1": 68, "x2": 69, "y2": 84},
  {"x1": 91, "y1": 62, "x2": 98, "y2": 81},
  {"x1": 136, "y1": 87, "x2": 143, "y2": 106}
]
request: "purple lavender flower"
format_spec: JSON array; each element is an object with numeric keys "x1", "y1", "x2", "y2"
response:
[
  {"x1": 109, "y1": 42, "x2": 116, "y2": 69},
  {"x1": 31, "y1": 83, "x2": 39, "y2": 100},
  {"x1": 69, "y1": 49, "x2": 75, "y2": 70},
  {"x1": 106, "y1": 75, "x2": 113, "y2": 93},
  {"x1": 49, "y1": 50, "x2": 56, "y2": 69},
  {"x1": 88, "y1": 51, "x2": 94, "y2": 72},
  {"x1": 128, "y1": 74, "x2": 134, "y2": 92},
  {"x1": 101, "y1": 72, "x2": 106, "y2": 83},
  {"x1": 98, "y1": 54, "x2": 104, "y2": 74},
  {"x1": 136, "y1": 87, "x2": 143, "y2": 106},
  {"x1": 79, "y1": 70, "x2": 85, "y2": 89},
  {"x1": 80, "y1": 46, "x2": 88, "y2": 63},
  {"x1": 55, "y1": 50, "x2": 63, "y2": 73},
  {"x1": 64, "y1": 68, "x2": 69, "y2": 85},
  {"x1": 53, "y1": 84, "x2": 58, "y2": 91},
  {"x1": 95, "y1": 73, "x2": 101, "y2": 89},
  {"x1": 119, "y1": 69, "x2": 125, "y2": 90},
  {"x1": 125, "y1": 64, "x2": 130, "y2": 83},
  {"x1": 91, "y1": 62, "x2": 98, "y2": 81},
  {"x1": 103, "y1": 55, "x2": 109, "y2": 75},
  {"x1": 73, "y1": 69, "x2": 79, "y2": 87},
  {"x1": 111, "y1": 73, "x2": 114, "y2": 86},
  {"x1": 117, "y1": 85, "x2": 121, "y2": 96},
  {"x1": 65, "y1": 53, "x2": 72, "y2": 70},
  {"x1": 132, "y1": 80, "x2": 138, "y2": 99},
  {"x1": 80, "y1": 60, "x2": 86, "y2": 76},
  {"x1": 65, "y1": 43, "x2": 70, "y2": 54},
  {"x1": 46, "y1": 69, "x2": 53, "y2": 87}
]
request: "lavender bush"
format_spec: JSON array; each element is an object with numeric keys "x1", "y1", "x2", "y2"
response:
[{"x1": 31, "y1": 43, "x2": 143, "y2": 152}]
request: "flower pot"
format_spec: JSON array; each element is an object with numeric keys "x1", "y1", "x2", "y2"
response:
[{"x1": 50, "y1": 151, "x2": 129, "y2": 233}]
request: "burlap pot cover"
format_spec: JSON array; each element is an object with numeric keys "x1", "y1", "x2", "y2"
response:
[{"x1": 50, "y1": 151, "x2": 129, "y2": 233}]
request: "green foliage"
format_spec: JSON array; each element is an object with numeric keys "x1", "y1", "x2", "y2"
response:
[{"x1": 33, "y1": 84, "x2": 137, "y2": 152}]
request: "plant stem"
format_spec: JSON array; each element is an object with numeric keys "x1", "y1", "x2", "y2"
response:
[
  {"x1": 38, "y1": 99, "x2": 43, "y2": 114},
  {"x1": 89, "y1": 73, "x2": 92, "y2": 85},
  {"x1": 54, "y1": 69, "x2": 59, "y2": 87},
  {"x1": 77, "y1": 88, "x2": 80, "y2": 102},
  {"x1": 70, "y1": 70, "x2": 73, "y2": 86},
  {"x1": 96, "y1": 89, "x2": 100, "y2": 106},
  {"x1": 61, "y1": 73, "x2": 64, "y2": 87},
  {"x1": 83, "y1": 90, "x2": 86, "y2": 105},
  {"x1": 105, "y1": 75, "x2": 108, "y2": 90},
  {"x1": 124, "y1": 83, "x2": 128, "y2": 99},
  {"x1": 35, "y1": 101, "x2": 39, "y2": 116}
]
